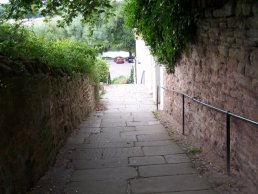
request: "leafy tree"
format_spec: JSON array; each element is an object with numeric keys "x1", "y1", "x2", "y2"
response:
[
  {"x1": 123, "y1": 0, "x2": 197, "y2": 73},
  {"x1": 29, "y1": 2, "x2": 135, "y2": 54},
  {"x1": 31, "y1": 16, "x2": 90, "y2": 41},
  {"x1": 1, "y1": 0, "x2": 112, "y2": 25},
  {"x1": 92, "y1": 2, "x2": 135, "y2": 54},
  {"x1": 96, "y1": 58, "x2": 109, "y2": 83},
  {"x1": 1, "y1": 0, "x2": 135, "y2": 55}
]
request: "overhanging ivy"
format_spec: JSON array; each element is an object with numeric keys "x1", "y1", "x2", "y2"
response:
[{"x1": 123, "y1": 0, "x2": 197, "y2": 73}]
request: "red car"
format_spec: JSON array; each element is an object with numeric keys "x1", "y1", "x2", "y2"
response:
[{"x1": 114, "y1": 57, "x2": 125, "y2": 64}]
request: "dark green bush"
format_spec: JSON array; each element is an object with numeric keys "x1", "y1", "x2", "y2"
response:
[
  {"x1": 123, "y1": 0, "x2": 197, "y2": 73},
  {"x1": 0, "y1": 23, "x2": 98, "y2": 82},
  {"x1": 111, "y1": 75, "x2": 127, "y2": 84},
  {"x1": 127, "y1": 65, "x2": 134, "y2": 84},
  {"x1": 96, "y1": 58, "x2": 109, "y2": 83}
]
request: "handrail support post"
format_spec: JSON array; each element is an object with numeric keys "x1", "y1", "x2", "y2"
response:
[
  {"x1": 226, "y1": 112, "x2": 231, "y2": 176},
  {"x1": 182, "y1": 94, "x2": 185, "y2": 135},
  {"x1": 156, "y1": 86, "x2": 159, "y2": 110}
]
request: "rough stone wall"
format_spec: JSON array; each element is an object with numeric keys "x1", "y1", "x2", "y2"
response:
[
  {"x1": 0, "y1": 75, "x2": 96, "y2": 194},
  {"x1": 163, "y1": 0, "x2": 258, "y2": 193}
]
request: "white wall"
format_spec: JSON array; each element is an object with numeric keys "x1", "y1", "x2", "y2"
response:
[
  {"x1": 135, "y1": 38, "x2": 164, "y2": 110},
  {"x1": 135, "y1": 39, "x2": 153, "y2": 93},
  {"x1": 159, "y1": 66, "x2": 164, "y2": 110}
]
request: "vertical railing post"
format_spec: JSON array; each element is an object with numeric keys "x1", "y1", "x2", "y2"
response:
[
  {"x1": 226, "y1": 112, "x2": 231, "y2": 175},
  {"x1": 156, "y1": 86, "x2": 159, "y2": 110},
  {"x1": 108, "y1": 72, "x2": 111, "y2": 84},
  {"x1": 182, "y1": 94, "x2": 185, "y2": 135}
]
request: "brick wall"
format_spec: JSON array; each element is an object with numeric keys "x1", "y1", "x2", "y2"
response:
[
  {"x1": 163, "y1": 0, "x2": 258, "y2": 193},
  {"x1": 0, "y1": 75, "x2": 96, "y2": 194}
]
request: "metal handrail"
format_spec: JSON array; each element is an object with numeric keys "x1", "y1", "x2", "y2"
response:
[
  {"x1": 160, "y1": 87, "x2": 258, "y2": 125},
  {"x1": 107, "y1": 72, "x2": 111, "y2": 84},
  {"x1": 158, "y1": 86, "x2": 258, "y2": 175},
  {"x1": 141, "y1": 70, "x2": 145, "y2": 84}
]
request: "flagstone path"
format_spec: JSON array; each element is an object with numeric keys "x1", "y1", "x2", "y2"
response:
[{"x1": 30, "y1": 84, "x2": 216, "y2": 194}]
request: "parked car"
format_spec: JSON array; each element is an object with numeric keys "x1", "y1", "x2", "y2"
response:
[
  {"x1": 114, "y1": 57, "x2": 125, "y2": 64},
  {"x1": 113, "y1": 56, "x2": 121, "y2": 62},
  {"x1": 127, "y1": 56, "x2": 135, "y2": 63}
]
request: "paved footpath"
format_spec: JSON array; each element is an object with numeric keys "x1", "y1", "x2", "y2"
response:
[{"x1": 30, "y1": 84, "x2": 217, "y2": 194}]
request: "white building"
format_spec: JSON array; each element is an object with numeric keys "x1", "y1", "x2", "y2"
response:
[{"x1": 135, "y1": 36, "x2": 164, "y2": 110}]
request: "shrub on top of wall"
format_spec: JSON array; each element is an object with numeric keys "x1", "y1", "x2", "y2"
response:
[
  {"x1": 0, "y1": 23, "x2": 98, "y2": 82},
  {"x1": 96, "y1": 58, "x2": 109, "y2": 83}
]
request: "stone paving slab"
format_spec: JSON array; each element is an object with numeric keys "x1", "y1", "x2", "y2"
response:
[
  {"x1": 103, "y1": 112, "x2": 132, "y2": 118},
  {"x1": 135, "y1": 125, "x2": 168, "y2": 132},
  {"x1": 106, "y1": 105, "x2": 126, "y2": 109},
  {"x1": 165, "y1": 154, "x2": 191, "y2": 163},
  {"x1": 139, "y1": 104, "x2": 157, "y2": 109},
  {"x1": 158, "y1": 190, "x2": 217, "y2": 194},
  {"x1": 132, "y1": 112, "x2": 156, "y2": 118},
  {"x1": 133, "y1": 117, "x2": 158, "y2": 122},
  {"x1": 137, "y1": 133, "x2": 173, "y2": 141},
  {"x1": 80, "y1": 127, "x2": 101, "y2": 134},
  {"x1": 29, "y1": 180, "x2": 66, "y2": 194},
  {"x1": 103, "y1": 147, "x2": 143, "y2": 158},
  {"x1": 120, "y1": 130, "x2": 168, "y2": 136},
  {"x1": 143, "y1": 145, "x2": 183, "y2": 156},
  {"x1": 73, "y1": 158, "x2": 128, "y2": 169},
  {"x1": 40, "y1": 167, "x2": 72, "y2": 183},
  {"x1": 139, "y1": 163, "x2": 196, "y2": 177},
  {"x1": 101, "y1": 121, "x2": 127, "y2": 127},
  {"x1": 129, "y1": 156, "x2": 166, "y2": 166},
  {"x1": 102, "y1": 117, "x2": 134, "y2": 123},
  {"x1": 127, "y1": 121, "x2": 160, "y2": 127},
  {"x1": 120, "y1": 133, "x2": 138, "y2": 140},
  {"x1": 125, "y1": 104, "x2": 140, "y2": 108},
  {"x1": 72, "y1": 148, "x2": 103, "y2": 160},
  {"x1": 66, "y1": 135, "x2": 87, "y2": 145},
  {"x1": 71, "y1": 166, "x2": 137, "y2": 181},
  {"x1": 135, "y1": 140, "x2": 176, "y2": 147},
  {"x1": 104, "y1": 108, "x2": 125, "y2": 112},
  {"x1": 86, "y1": 133, "x2": 119, "y2": 143},
  {"x1": 101, "y1": 126, "x2": 136, "y2": 133},
  {"x1": 31, "y1": 85, "x2": 216, "y2": 194},
  {"x1": 130, "y1": 174, "x2": 210, "y2": 194},
  {"x1": 123, "y1": 108, "x2": 156, "y2": 112},
  {"x1": 64, "y1": 180, "x2": 128, "y2": 194},
  {"x1": 81, "y1": 141, "x2": 134, "y2": 148},
  {"x1": 102, "y1": 114, "x2": 123, "y2": 119},
  {"x1": 79, "y1": 118, "x2": 102, "y2": 128},
  {"x1": 87, "y1": 133, "x2": 137, "y2": 143}
]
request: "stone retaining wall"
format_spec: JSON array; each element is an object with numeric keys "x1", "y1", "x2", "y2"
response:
[
  {"x1": 163, "y1": 0, "x2": 258, "y2": 193},
  {"x1": 0, "y1": 74, "x2": 96, "y2": 194}
]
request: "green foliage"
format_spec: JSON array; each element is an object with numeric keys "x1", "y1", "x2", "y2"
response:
[
  {"x1": 91, "y1": 2, "x2": 135, "y2": 53},
  {"x1": 29, "y1": 6, "x2": 135, "y2": 54},
  {"x1": 96, "y1": 58, "x2": 109, "y2": 83},
  {"x1": 111, "y1": 66, "x2": 134, "y2": 85},
  {"x1": 1, "y1": 0, "x2": 112, "y2": 25},
  {"x1": 152, "y1": 111, "x2": 160, "y2": 120},
  {"x1": 111, "y1": 75, "x2": 127, "y2": 84},
  {"x1": 31, "y1": 16, "x2": 90, "y2": 42},
  {"x1": 186, "y1": 146, "x2": 202, "y2": 155},
  {"x1": 127, "y1": 65, "x2": 134, "y2": 84},
  {"x1": 123, "y1": 0, "x2": 197, "y2": 73},
  {"x1": 0, "y1": 23, "x2": 98, "y2": 82}
]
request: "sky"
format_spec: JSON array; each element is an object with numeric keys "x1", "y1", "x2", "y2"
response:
[
  {"x1": 0, "y1": 0, "x2": 124, "y2": 4},
  {"x1": 0, "y1": 0, "x2": 9, "y2": 3}
]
